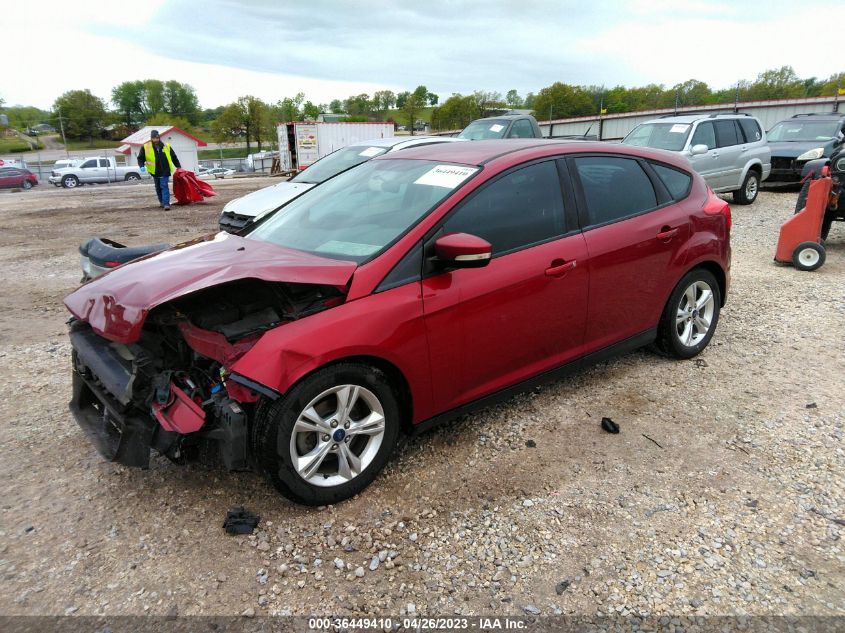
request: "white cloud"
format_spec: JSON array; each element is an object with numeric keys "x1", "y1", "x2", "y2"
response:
[{"x1": 2, "y1": 0, "x2": 841, "y2": 110}]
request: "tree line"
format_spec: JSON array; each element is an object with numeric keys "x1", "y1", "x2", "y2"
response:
[{"x1": 1, "y1": 66, "x2": 843, "y2": 147}]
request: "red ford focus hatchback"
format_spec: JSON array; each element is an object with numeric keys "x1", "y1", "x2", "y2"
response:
[{"x1": 65, "y1": 140, "x2": 731, "y2": 505}]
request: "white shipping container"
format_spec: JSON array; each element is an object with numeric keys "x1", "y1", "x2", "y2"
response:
[{"x1": 276, "y1": 122, "x2": 394, "y2": 170}]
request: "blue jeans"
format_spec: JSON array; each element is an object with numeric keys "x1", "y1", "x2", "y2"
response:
[{"x1": 153, "y1": 175, "x2": 170, "y2": 207}]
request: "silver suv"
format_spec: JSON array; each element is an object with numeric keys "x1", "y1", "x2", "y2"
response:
[{"x1": 623, "y1": 113, "x2": 771, "y2": 205}]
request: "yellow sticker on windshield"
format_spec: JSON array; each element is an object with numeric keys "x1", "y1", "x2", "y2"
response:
[{"x1": 414, "y1": 165, "x2": 478, "y2": 189}]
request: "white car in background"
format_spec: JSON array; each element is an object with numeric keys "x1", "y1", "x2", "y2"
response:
[
  {"x1": 200, "y1": 167, "x2": 236, "y2": 180},
  {"x1": 218, "y1": 135, "x2": 463, "y2": 232}
]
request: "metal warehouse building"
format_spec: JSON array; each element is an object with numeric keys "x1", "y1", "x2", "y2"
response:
[{"x1": 540, "y1": 95, "x2": 844, "y2": 140}]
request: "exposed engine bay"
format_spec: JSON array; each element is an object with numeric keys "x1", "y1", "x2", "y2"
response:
[{"x1": 69, "y1": 280, "x2": 345, "y2": 470}]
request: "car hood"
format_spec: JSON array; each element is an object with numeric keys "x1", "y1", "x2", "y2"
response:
[
  {"x1": 221, "y1": 181, "x2": 315, "y2": 218},
  {"x1": 64, "y1": 232, "x2": 357, "y2": 344},
  {"x1": 768, "y1": 140, "x2": 836, "y2": 159}
]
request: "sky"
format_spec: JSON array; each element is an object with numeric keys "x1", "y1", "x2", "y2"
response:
[{"x1": 2, "y1": 0, "x2": 842, "y2": 111}]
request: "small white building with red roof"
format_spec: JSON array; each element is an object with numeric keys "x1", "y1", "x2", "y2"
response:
[{"x1": 117, "y1": 125, "x2": 207, "y2": 173}]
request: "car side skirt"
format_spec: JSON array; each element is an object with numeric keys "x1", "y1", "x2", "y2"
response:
[{"x1": 410, "y1": 328, "x2": 657, "y2": 436}]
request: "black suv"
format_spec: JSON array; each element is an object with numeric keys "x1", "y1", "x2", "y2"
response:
[{"x1": 767, "y1": 113, "x2": 845, "y2": 183}]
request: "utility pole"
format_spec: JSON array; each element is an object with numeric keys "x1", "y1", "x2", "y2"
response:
[
  {"x1": 835, "y1": 75, "x2": 842, "y2": 113},
  {"x1": 57, "y1": 108, "x2": 69, "y2": 158},
  {"x1": 734, "y1": 82, "x2": 740, "y2": 113}
]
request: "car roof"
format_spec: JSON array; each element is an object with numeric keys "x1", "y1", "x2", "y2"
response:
[
  {"x1": 641, "y1": 113, "x2": 758, "y2": 125},
  {"x1": 777, "y1": 113, "x2": 845, "y2": 122},
  {"x1": 376, "y1": 138, "x2": 694, "y2": 171},
  {"x1": 346, "y1": 135, "x2": 460, "y2": 150},
  {"x1": 471, "y1": 115, "x2": 529, "y2": 122}
]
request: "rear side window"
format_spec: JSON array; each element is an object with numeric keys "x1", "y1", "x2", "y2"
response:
[
  {"x1": 714, "y1": 120, "x2": 740, "y2": 147},
  {"x1": 81, "y1": 159, "x2": 97, "y2": 168},
  {"x1": 738, "y1": 119, "x2": 762, "y2": 142},
  {"x1": 573, "y1": 156, "x2": 658, "y2": 226},
  {"x1": 508, "y1": 119, "x2": 535, "y2": 138},
  {"x1": 442, "y1": 161, "x2": 565, "y2": 254},
  {"x1": 652, "y1": 163, "x2": 692, "y2": 200},
  {"x1": 691, "y1": 122, "x2": 716, "y2": 149}
]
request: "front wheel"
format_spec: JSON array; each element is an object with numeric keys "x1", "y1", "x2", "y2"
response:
[
  {"x1": 21, "y1": 180, "x2": 33, "y2": 190},
  {"x1": 792, "y1": 241, "x2": 825, "y2": 271},
  {"x1": 732, "y1": 170, "x2": 760, "y2": 205},
  {"x1": 251, "y1": 363, "x2": 401, "y2": 505},
  {"x1": 62, "y1": 175, "x2": 79, "y2": 189},
  {"x1": 655, "y1": 269, "x2": 721, "y2": 359}
]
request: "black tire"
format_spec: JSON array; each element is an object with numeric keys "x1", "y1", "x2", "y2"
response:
[
  {"x1": 792, "y1": 241, "x2": 825, "y2": 272},
  {"x1": 124, "y1": 173, "x2": 141, "y2": 182},
  {"x1": 655, "y1": 268, "x2": 721, "y2": 359},
  {"x1": 794, "y1": 179, "x2": 811, "y2": 214},
  {"x1": 62, "y1": 175, "x2": 79, "y2": 189},
  {"x1": 732, "y1": 170, "x2": 760, "y2": 205},
  {"x1": 21, "y1": 180, "x2": 33, "y2": 190},
  {"x1": 251, "y1": 362, "x2": 401, "y2": 505}
]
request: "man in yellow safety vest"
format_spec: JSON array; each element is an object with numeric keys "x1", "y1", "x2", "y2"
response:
[{"x1": 137, "y1": 129, "x2": 181, "y2": 210}]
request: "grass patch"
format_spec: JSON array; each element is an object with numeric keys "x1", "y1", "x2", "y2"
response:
[
  {"x1": 63, "y1": 139, "x2": 121, "y2": 150},
  {"x1": 0, "y1": 138, "x2": 42, "y2": 153},
  {"x1": 386, "y1": 106, "x2": 434, "y2": 125}
]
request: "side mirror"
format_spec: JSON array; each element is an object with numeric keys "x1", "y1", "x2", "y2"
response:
[
  {"x1": 434, "y1": 233, "x2": 492, "y2": 269},
  {"x1": 690, "y1": 144, "x2": 709, "y2": 156}
]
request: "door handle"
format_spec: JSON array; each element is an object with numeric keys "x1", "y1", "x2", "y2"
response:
[
  {"x1": 545, "y1": 259, "x2": 576, "y2": 277},
  {"x1": 657, "y1": 226, "x2": 679, "y2": 241}
]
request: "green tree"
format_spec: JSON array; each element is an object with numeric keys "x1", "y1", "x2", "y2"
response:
[
  {"x1": 371, "y1": 90, "x2": 396, "y2": 120},
  {"x1": 53, "y1": 89, "x2": 107, "y2": 143},
  {"x1": 523, "y1": 92, "x2": 536, "y2": 109},
  {"x1": 473, "y1": 90, "x2": 503, "y2": 117},
  {"x1": 430, "y1": 93, "x2": 477, "y2": 130},
  {"x1": 505, "y1": 89, "x2": 522, "y2": 108},
  {"x1": 329, "y1": 99, "x2": 344, "y2": 113},
  {"x1": 146, "y1": 113, "x2": 194, "y2": 132},
  {"x1": 141, "y1": 80, "x2": 166, "y2": 117},
  {"x1": 275, "y1": 93, "x2": 305, "y2": 122},
  {"x1": 344, "y1": 93, "x2": 371, "y2": 117},
  {"x1": 745, "y1": 66, "x2": 805, "y2": 100},
  {"x1": 163, "y1": 80, "x2": 200, "y2": 123},
  {"x1": 212, "y1": 96, "x2": 271, "y2": 153},
  {"x1": 427, "y1": 92, "x2": 439, "y2": 106},
  {"x1": 302, "y1": 101, "x2": 321, "y2": 120},
  {"x1": 396, "y1": 91, "x2": 410, "y2": 108},
  {"x1": 819, "y1": 72, "x2": 845, "y2": 96},
  {"x1": 402, "y1": 95, "x2": 422, "y2": 134},
  {"x1": 111, "y1": 80, "x2": 145, "y2": 128},
  {"x1": 531, "y1": 83, "x2": 592, "y2": 120},
  {"x1": 5, "y1": 105, "x2": 51, "y2": 131},
  {"x1": 671, "y1": 79, "x2": 712, "y2": 108}
]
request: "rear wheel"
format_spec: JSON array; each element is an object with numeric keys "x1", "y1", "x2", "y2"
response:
[
  {"x1": 732, "y1": 170, "x2": 760, "y2": 205},
  {"x1": 792, "y1": 241, "x2": 825, "y2": 271},
  {"x1": 125, "y1": 173, "x2": 141, "y2": 182},
  {"x1": 655, "y1": 268, "x2": 721, "y2": 359},
  {"x1": 251, "y1": 363, "x2": 401, "y2": 505}
]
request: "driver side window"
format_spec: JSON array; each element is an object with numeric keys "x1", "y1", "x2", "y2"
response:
[
  {"x1": 441, "y1": 161, "x2": 566, "y2": 255},
  {"x1": 691, "y1": 122, "x2": 715, "y2": 149}
]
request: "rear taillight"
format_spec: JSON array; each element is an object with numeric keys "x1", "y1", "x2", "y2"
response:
[
  {"x1": 703, "y1": 187, "x2": 731, "y2": 231},
  {"x1": 105, "y1": 261, "x2": 121, "y2": 268}
]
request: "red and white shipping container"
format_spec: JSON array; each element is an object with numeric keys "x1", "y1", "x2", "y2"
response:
[{"x1": 276, "y1": 122, "x2": 394, "y2": 171}]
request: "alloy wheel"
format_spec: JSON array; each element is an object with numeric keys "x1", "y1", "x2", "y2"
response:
[
  {"x1": 675, "y1": 280, "x2": 715, "y2": 347},
  {"x1": 289, "y1": 384, "x2": 386, "y2": 487}
]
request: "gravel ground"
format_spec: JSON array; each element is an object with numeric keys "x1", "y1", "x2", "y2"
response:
[{"x1": 0, "y1": 180, "x2": 842, "y2": 620}]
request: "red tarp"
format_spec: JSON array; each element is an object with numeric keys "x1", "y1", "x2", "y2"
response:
[{"x1": 172, "y1": 168, "x2": 216, "y2": 205}]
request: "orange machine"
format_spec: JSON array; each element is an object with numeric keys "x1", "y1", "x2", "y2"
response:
[{"x1": 775, "y1": 176, "x2": 832, "y2": 271}]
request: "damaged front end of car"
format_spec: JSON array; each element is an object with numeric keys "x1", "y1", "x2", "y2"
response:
[{"x1": 68, "y1": 276, "x2": 346, "y2": 470}]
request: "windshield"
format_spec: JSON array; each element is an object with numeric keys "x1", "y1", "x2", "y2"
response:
[
  {"x1": 623, "y1": 122, "x2": 691, "y2": 151},
  {"x1": 291, "y1": 145, "x2": 389, "y2": 184},
  {"x1": 249, "y1": 159, "x2": 478, "y2": 262},
  {"x1": 767, "y1": 120, "x2": 841, "y2": 142},
  {"x1": 457, "y1": 120, "x2": 509, "y2": 140}
]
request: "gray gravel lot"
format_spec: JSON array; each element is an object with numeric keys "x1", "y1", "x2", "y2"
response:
[{"x1": 0, "y1": 181, "x2": 842, "y2": 619}]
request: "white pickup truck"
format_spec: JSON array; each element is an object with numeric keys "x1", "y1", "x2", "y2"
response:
[{"x1": 49, "y1": 156, "x2": 148, "y2": 188}]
